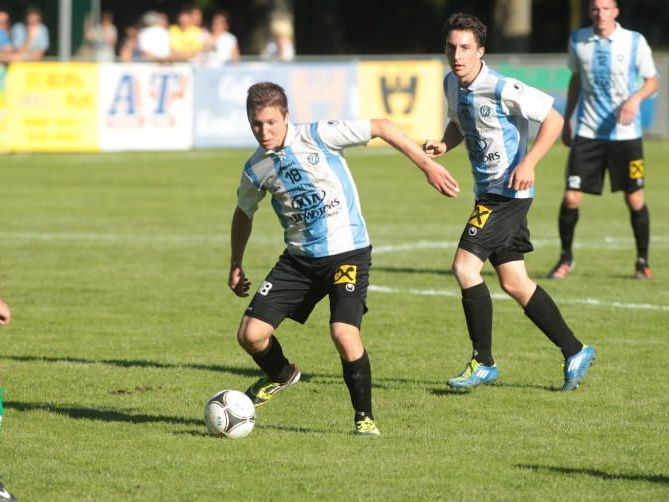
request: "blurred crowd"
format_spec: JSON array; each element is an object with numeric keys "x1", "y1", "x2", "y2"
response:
[
  {"x1": 0, "y1": 7, "x2": 49, "y2": 62},
  {"x1": 0, "y1": 4, "x2": 296, "y2": 65}
]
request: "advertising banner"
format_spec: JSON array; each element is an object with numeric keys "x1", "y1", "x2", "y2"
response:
[
  {"x1": 99, "y1": 63, "x2": 194, "y2": 151},
  {"x1": 358, "y1": 60, "x2": 444, "y2": 145},
  {"x1": 6, "y1": 62, "x2": 99, "y2": 152},
  {"x1": 0, "y1": 65, "x2": 7, "y2": 151},
  {"x1": 192, "y1": 62, "x2": 357, "y2": 149}
]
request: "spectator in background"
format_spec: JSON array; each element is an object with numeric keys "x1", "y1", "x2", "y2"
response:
[
  {"x1": 169, "y1": 5, "x2": 204, "y2": 62},
  {"x1": 119, "y1": 24, "x2": 140, "y2": 62},
  {"x1": 138, "y1": 10, "x2": 170, "y2": 62},
  {"x1": 191, "y1": 6, "x2": 210, "y2": 45},
  {"x1": 204, "y1": 10, "x2": 240, "y2": 67},
  {"x1": 81, "y1": 10, "x2": 117, "y2": 62},
  {"x1": 261, "y1": 16, "x2": 294, "y2": 62},
  {"x1": 11, "y1": 7, "x2": 49, "y2": 60},
  {"x1": 0, "y1": 11, "x2": 14, "y2": 62}
]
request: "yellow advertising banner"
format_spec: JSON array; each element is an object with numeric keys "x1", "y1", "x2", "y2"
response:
[
  {"x1": 7, "y1": 62, "x2": 99, "y2": 152},
  {"x1": 358, "y1": 60, "x2": 445, "y2": 146}
]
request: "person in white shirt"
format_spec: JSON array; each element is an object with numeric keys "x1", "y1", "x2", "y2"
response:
[
  {"x1": 204, "y1": 10, "x2": 240, "y2": 67},
  {"x1": 137, "y1": 10, "x2": 170, "y2": 62},
  {"x1": 230, "y1": 82, "x2": 459, "y2": 436},
  {"x1": 548, "y1": 0, "x2": 659, "y2": 280}
]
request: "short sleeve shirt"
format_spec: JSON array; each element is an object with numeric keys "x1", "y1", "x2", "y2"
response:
[
  {"x1": 444, "y1": 62, "x2": 554, "y2": 199},
  {"x1": 237, "y1": 120, "x2": 372, "y2": 258},
  {"x1": 568, "y1": 23, "x2": 657, "y2": 140}
]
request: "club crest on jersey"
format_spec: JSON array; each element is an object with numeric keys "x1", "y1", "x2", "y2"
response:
[
  {"x1": 468, "y1": 204, "x2": 492, "y2": 229},
  {"x1": 479, "y1": 105, "x2": 492, "y2": 117},
  {"x1": 629, "y1": 159, "x2": 645, "y2": 179},
  {"x1": 334, "y1": 265, "x2": 357, "y2": 285},
  {"x1": 307, "y1": 153, "x2": 320, "y2": 165}
]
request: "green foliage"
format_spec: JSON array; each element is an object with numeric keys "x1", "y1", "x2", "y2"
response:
[{"x1": 0, "y1": 144, "x2": 668, "y2": 499}]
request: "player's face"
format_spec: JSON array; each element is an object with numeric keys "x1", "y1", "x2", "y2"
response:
[
  {"x1": 590, "y1": 0, "x2": 618, "y2": 36},
  {"x1": 249, "y1": 105, "x2": 289, "y2": 151},
  {"x1": 445, "y1": 30, "x2": 484, "y2": 86}
]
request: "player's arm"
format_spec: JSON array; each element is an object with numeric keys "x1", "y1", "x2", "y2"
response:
[
  {"x1": 0, "y1": 296, "x2": 10, "y2": 326},
  {"x1": 370, "y1": 118, "x2": 460, "y2": 197},
  {"x1": 618, "y1": 75, "x2": 659, "y2": 126},
  {"x1": 508, "y1": 108, "x2": 564, "y2": 191},
  {"x1": 561, "y1": 72, "x2": 580, "y2": 146},
  {"x1": 423, "y1": 121, "x2": 464, "y2": 159},
  {"x1": 229, "y1": 206, "x2": 253, "y2": 297}
]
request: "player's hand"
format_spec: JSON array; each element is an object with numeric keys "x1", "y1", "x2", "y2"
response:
[
  {"x1": 422, "y1": 140, "x2": 447, "y2": 159},
  {"x1": 425, "y1": 161, "x2": 460, "y2": 198},
  {"x1": 561, "y1": 122, "x2": 572, "y2": 147},
  {"x1": 507, "y1": 161, "x2": 535, "y2": 191},
  {"x1": 618, "y1": 96, "x2": 640, "y2": 125},
  {"x1": 228, "y1": 265, "x2": 251, "y2": 297},
  {"x1": 0, "y1": 298, "x2": 11, "y2": 326}
]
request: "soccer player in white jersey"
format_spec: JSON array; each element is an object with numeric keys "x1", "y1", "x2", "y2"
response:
[
  {"x1": 423, "y1": 13, "x2": 596, "y2": 391},
  {"x1": 548, "y1": 0, "x2": 659, "y2": 280},
  {"x1": 229, "y1": 82, "x2": 459, "y2": 436}
]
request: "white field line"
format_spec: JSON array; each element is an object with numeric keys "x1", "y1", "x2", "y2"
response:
[
  {"x1": 0, "y1": 233, "x2": 667, "y2": 250},
  {"x1": 369, "y1": 285, "x2": 669, "y2": 312}
]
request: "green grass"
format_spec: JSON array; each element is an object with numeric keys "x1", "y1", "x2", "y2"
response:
[{"x1": 0, "y1": 142, "x2": 668, "y2": 500}]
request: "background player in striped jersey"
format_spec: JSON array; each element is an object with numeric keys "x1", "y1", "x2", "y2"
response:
[
  {"x1": 423, "y1": 13, "x2": 596, "y2": 391},
  {"x1": 548, "y1": 0, "x2": 659, "y2": 280},
  {"x1": 229, "y1": 82, "x2": 459, "y2": 436}
]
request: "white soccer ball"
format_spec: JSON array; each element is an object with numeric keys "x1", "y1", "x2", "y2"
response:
[{"x1": 204, "y1": 389, "x2": 256, "y2": 438}]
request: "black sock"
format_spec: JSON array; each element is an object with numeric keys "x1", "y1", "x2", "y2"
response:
[
  {"x1": 630, "y1": 205, "x2": 650, "y2": 262},
  {"x1": 523, "y1": 286, "x2": 582, "y2": 359},
  {"x1": 251, "y1": 335, "x2": 291, "y2": 382},
  {"x1": 558, "y1": 203, "x2": 579, "y2": 262},
  {"x1": 461, "y1": 283, "x2": 494, "y2": 366},
  {"x1": 342, "y1": 351, "x2": 373, "y2": 420}
]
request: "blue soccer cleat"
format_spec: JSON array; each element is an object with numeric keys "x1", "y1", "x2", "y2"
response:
[
  {"x1": 447, "y1": 358, "x2": 499, "y2": 389},
  {"x1": 562, "y1": 345, "x2": 596, "y2": 391}
]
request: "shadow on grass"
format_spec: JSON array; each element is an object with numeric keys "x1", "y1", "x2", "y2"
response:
[
  {"x1": 430, "y1": 381, "x2": 557, "y2": 395},
  {"x1": 0, "y1": 354, "x2": 444, "y2": 388},
  {"x1": 516, "y1": 464, "x2": 669, "y2": 485},
  {"x1": 493, "y1": 382, "x2": 558, "y2": 392},
  {"x1": 175, "y1": 423, "x2": 339, "y2": 437},
  {"x1": 5, "y1": 400, "x2": 201, "y2": 426},
  {"x1": 374, "y1": 266, "x2": 495, "y2": 278}
]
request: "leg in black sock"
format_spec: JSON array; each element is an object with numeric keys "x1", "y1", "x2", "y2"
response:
[
  {"x1": 461, "y1": 282, "x2": 494, "y2": 366},
  {"x1": 342, "y1": 351, "x2": 373, "y2": 420},
  {"x1": 523, "y1": 286, "x2": 582, "y2": 359},
  {"x1": 251, "y1": 335, "x2": 292, "y2": 382},
  {"x1": 558, "y1": 202, "x2": 579, "y2": 262},
  {"x1": 630, "y1": 204, "x2": 650, "y2": 262}
]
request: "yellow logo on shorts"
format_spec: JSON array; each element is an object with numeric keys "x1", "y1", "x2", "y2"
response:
[
  {"x1": 468, "y1": 204, "x2": 492, "y2": 229},
  {"x1": 629, "y1": 159, "x2": 645, "y2": 179},
  {"x1": 334, "y1": 265, "x2": 357, "y2": 285}
]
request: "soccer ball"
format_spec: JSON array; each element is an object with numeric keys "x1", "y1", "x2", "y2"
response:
[{"x1": 204, "y1": 390, "x2": 256, "y2": 438}]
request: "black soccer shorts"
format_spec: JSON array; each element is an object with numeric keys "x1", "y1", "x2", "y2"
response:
[
  {"x1": 458, "y1": 194, "x2": 533, "y2": 267},
  {"x1": 565, "y1": 136, "x2": 645, "y2": 194},
  {"x1": 245, "y1": 246, "x2": 371, "y2": 329}
]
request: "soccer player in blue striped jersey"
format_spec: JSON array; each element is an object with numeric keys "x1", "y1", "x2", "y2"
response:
[
  {"x1": 424, "y1": 13, "x2": 596, "y2": 391},
  {"x1": 548, "y1": 0, "x2": 659, "y2": 280},
  {"x1": 230, "y1": 82, "x2": 459, "y2": 435}
]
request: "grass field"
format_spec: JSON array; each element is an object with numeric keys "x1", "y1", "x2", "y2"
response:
[{"x1": 0, "y1": 141, "x2": 668, "y2": 500}]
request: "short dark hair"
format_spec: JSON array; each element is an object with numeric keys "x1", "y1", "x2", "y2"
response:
[
  {"x1": 444, "y1": 12, "x2": 487, "y2": 49},
  {"x1": 246, "y1": 82, "x2": 288, "y2": 117}
]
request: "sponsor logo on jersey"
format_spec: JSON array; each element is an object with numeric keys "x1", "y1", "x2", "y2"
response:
[
  {"x1": 465, "y1": 135, "x2": 487, "y2": 153},
  {"x1": 334, "y1": 265, "x2": 357, "y2": 285},
  {"x1": 468, "y1": 204, "x2": 492, "y2": 229},
  {"x1": 290, "y1": 189, "x2": 326, "y2": 211},
  {"x1": 629, "y1": 159, "x2": 645, "y2": 179}
]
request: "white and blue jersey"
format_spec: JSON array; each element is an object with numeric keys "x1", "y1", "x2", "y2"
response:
[
  {"x1": 569, "y1": 23, "x2": 657, "y2": 141},
  {"x1": 237, "y1": 120, "x2": 371, "y2": 258},
  {"x1": 445, "y1": 62, "x2": 554, "y2": 199}
]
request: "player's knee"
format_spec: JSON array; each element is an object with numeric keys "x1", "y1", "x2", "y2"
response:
[
  {"x1": 563, "y1": 190, "x2": 582, "y2": 209},
  {"x1": 452, "y1": 260, "x2": 479, "y2": 287},
  {"x1": 237, "y1": 317, "x2": 272, "y2": 353}
]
